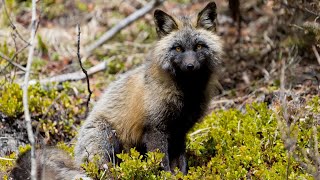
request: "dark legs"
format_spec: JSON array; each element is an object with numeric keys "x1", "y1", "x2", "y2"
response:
[
  {"x1": 142, "y1": 128, "x2": 170, "y2": 171},
  {"x1": 142, "y1": 128, "x2": 188, "y2": 174}
]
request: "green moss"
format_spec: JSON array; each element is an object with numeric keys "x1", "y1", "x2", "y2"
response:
[
  {"x1": 0, "y1": 82, "x2": 85, "y2": 142},
  {"x1": 81, "y1": 149, "x2": 165, "y2": 180},
  {"x1": 0, "y1": 83, "x2": 23, "y2": 117},
  {"x1": 111, "y1": 149, "x2": 164, "y2": 180},
  {"x1": 185, "y1": 102, "x2": 313, "y2": 179},
  {"x1": 0, "y1": 82, "x2": 59, "y2": 118},
  {"x1": 0, "y1": 152, "x2": 16, "y2": 172}
]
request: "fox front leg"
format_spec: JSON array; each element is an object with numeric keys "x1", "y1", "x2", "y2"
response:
[{"x1": 142, "y1": 128, "x2": 170, "y2": 171}]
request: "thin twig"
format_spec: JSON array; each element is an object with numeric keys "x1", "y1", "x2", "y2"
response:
[
  {"x1": 2, "y1": 0, "x2": 30, "y2": 45},
  {"x1": 0, "y1": 157, "x2": 15, "y2": 161},
  {"x1": 0, "y1": 51, "x2": 27, "y2": 71},
  {"x1": 83, "y1": 0, "x2": 164, "y2": 58},
  {"x1": 189, "y1": 127, "x2": 211, "y2": 137},
  {"x1": 0, "y1": 32, "x2": 30, "y2": 73},
  {"x1": 280, "y1": 51, "x2": 288, "y2": 125},
  {"x1": 22, "y1": 0, "x2": 38, "y2": 179},
  {"x1": 77, "y1": 24, "x2": 92, "y2": 117},
  {"x1": 27, "y1": 61, "x2": 108, "y2": 85}
]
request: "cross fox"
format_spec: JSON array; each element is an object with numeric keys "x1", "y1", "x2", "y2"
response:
[
  {"x1": 75, "y1": 1, "x2": 223, "y2": 174},
  {"x1": 9, "y1": 1, "x2": 223, "y2": 178}
]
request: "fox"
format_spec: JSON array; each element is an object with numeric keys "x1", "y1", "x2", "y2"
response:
[
  {"x1": 75, "y1": 1, "x2": 223, "y2": 174},
  {"x1": 9, "y1": 148, "x2": 91, "y2": 180}
]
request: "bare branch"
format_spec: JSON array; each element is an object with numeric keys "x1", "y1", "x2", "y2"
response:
[
  {"x1": 77, "y1": 24, "x2": 92, "y2": 117},
  {"x1": 22, "y1": 0, "x2": 38, "y2": 179},
  {"x1": 28, "y1": 61, "x2": 108, "y2": 85},
  {"x1": 0, "y1": 157, "x2": 15, "y2": 161},
  {"x1": 83, "y1": 0, "x2": 164, "y2": 58},
  {"x1": 0, "y1": 51, "x2": 27, "y2": 72}
]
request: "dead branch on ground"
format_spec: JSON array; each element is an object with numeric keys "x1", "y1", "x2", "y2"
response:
[
  {"x1": 83, "y1": 0, "x2": 164, "y2": 58},
  {"x1": 28, "y1": 61, "x2": 108, "y2": 85}
]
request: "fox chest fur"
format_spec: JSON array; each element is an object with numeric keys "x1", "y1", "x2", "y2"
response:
[{"x1": 144, "y1": 65, "x2": 213, "y2": 135}]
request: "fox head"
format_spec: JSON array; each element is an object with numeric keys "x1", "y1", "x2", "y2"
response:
[{"x1": 153, "y1": 2, "x2": 223, "y2": 75}]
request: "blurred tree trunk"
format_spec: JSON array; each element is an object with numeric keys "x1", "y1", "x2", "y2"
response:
[{"x1": 229, "y1": 0, "x2": 241, "y2": 40}]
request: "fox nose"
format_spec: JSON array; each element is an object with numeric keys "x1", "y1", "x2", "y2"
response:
[{"x1": 187, "y1": 64, "x2": 194, "y2": 70}]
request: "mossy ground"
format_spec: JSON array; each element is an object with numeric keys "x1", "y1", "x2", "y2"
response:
[{"x1": 1, "y1": 93, "x2": 318, "y2": 179}]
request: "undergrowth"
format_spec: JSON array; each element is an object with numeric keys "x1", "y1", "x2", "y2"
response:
[
  {"x1": 0, "y1": 82, "x2": 86, "y2": 143},
  {"x1": 80, "y1": 101, "x2": 316, "y2": 179},
  {"x1": 0, "y1": 80, "x2": 317, "y2": 179}
]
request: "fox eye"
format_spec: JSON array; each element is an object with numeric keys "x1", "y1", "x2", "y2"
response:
[
  {"x1": 175, "y1": 46, "x2": 182, "y2": 52},
  {"x1": 196, "y1": 44, "x2": 202, "y2": 50}
]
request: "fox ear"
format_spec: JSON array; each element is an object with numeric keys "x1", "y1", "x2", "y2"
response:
[
  {"x1": 197, "y1": 2, "x2": 217, "y2": 31},
  {"x1": 154, "y1": 9, "x2": 178, "y2": 38}
]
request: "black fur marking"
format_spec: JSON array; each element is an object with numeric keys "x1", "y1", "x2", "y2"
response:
[
  {"x1": 163, "y1": 28, "x2": 218, "y2": 74},
  {"x1": 154, "y1": 10, "x2": 178, "y2": 38},
  {"x1": 197, "y1": 2, "x2": 217, "y2": 31},
  {"x1": 169, "y1": 67, "x2": 212, "y2": 131}
]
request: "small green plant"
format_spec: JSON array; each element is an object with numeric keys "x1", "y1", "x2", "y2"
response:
[
  {"x1": 81, "y1": 149, "x2": 165, "y2": 180},
  {"x1": 0, "y1": 83, "x2": 23, "y2": 117},
  {"x1": 111, "y1": 149, "x2": 164, "y2": 180},
  {"x1": 186, "y1": 103, "x2": 312, "y2": 179},
  {"x1": 0, "y1": 82, "x2": 86, "y2": 142}
]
